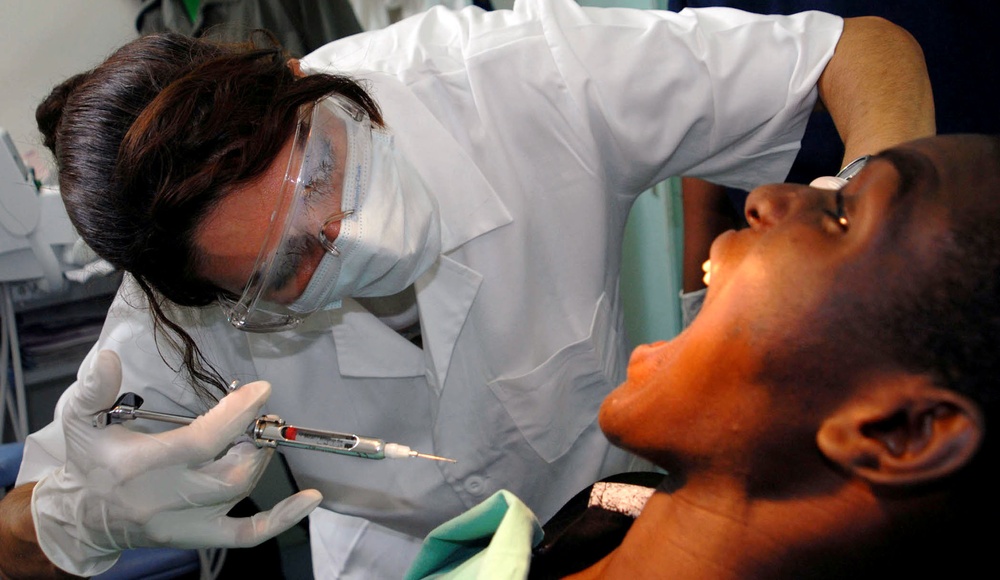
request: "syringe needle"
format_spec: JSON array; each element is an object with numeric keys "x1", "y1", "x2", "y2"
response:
[
  {"x1": 382, "y1": 442, "x2": 457, "y2": 462},
  {"x1": 412, "y1": 451, "x2": 458, "y2": 463}
]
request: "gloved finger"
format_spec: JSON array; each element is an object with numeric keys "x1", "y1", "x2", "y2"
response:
[
  {"x1": 141, "y1": 489, "x2": 322, "y2": 549},
  {"x1": 64, "y1": 350, "x2": 124, "y2": 421},
  {"x1": 110, "y1": 443, "x2": 271, "y2": 516},
  {"x1": 809, "y1": 175, "x2": 848, "y2": 190},
  {"x1": 155, "y1": 381, "x2": 272, "y2": 466},
  {"x1": 216, "y1": 489, "x2": 323, "y2": 548},
  {"x1": 162, "y1": 443, "x2": 273, "y2": 509},
  {"x1": 202, "y1": 442, "x2": 274, "y2": 492}
]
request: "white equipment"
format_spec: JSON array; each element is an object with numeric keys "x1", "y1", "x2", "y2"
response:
[{"x1": 0, "y1": 129, "x2": 81, "y2": 441}]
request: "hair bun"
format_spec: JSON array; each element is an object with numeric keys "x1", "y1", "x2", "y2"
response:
[{"x1": 35, "y1": 72, "x2": 89, "y2": 152}]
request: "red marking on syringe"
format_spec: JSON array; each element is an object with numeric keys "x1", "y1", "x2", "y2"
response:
[{"x1": 284, "y1": 426, "x2": 298, "y2": 440}]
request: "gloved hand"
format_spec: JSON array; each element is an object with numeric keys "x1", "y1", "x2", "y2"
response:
[
  {"x1": 31, "y1": 350, "x2": 323, "y2": 577},
  {"x1": 809, "y1": 175, "x2": 849, "y2": 190}
]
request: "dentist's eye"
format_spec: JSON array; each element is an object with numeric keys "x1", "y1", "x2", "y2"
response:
[{"x1": 303, "y1": 158, "x2": 335, "y2": 202}]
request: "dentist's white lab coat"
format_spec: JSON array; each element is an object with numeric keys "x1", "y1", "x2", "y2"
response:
[{"x1": 19, "y1": 0, "x2": 842, "y2": 577}]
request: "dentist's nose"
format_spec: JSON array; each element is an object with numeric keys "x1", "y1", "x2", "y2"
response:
[{"x1": 318, "y1": 210, "x2": 353, "y2": 255}]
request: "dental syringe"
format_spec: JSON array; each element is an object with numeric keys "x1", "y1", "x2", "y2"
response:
[{"x1": 92, "y1": 391, "x2": 456, "y2": 463}]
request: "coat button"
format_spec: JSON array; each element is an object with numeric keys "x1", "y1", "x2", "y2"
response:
[{"x1": 463, "y1": 475, "x2": 486, "y2": 496}]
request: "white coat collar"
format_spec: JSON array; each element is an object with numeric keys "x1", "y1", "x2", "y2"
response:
[{"x1": 331, "y1": 256, "x2": 482, "y2": 395}]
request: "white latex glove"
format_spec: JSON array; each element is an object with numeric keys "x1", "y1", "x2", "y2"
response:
[
  {"x1": 809, "y1": 175, "x2": 849, "y2": 190},
  {"x1": 31, "y1": 350, "x2": 323, "y2": 577}
]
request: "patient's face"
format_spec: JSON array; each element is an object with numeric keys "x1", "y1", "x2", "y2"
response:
[{"x1": 600, "y1": 135, "x2": 1000, "y2": 472}]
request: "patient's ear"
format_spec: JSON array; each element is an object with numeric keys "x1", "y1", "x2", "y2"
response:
[
  {"x1": 816, "y1": 374, "x2": 983, "y2": 486},
  {"x1": 288, "y1": 58, "x2": 304, "y2": 77}
]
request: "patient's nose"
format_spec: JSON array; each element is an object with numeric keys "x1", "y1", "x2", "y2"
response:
[{"x1": 744, "y1": 184, "x2": 799, "y2": 230}]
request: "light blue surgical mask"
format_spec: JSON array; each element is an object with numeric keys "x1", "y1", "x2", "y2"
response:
[{"x1": 289, "y1": 131, "x2": 442, "y2": 314}]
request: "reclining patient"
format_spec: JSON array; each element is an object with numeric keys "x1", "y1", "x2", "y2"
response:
[{"x1": 405, "y1": 133, "x2": 1000, "y2": 579}]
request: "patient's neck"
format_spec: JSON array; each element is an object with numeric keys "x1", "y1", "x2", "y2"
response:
[{"x1": 566, "y1": 474, "x2": 890, "y2": 579}]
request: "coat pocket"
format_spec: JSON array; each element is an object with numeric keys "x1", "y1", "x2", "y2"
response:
[{"x1": 488, "y1": 293, "x2": 626, "y2": 463}]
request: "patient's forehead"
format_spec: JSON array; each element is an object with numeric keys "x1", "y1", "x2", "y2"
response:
[{"x1": 903, "y1": 135, "x2": 1000, "y2": 215}]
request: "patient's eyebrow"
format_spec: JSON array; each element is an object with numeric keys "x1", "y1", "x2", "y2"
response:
[{"x1": 871, "y1": 148, "x2": 940, "y2": 208}]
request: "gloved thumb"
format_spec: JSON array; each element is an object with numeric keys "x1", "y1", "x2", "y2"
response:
[
  {"x1": 69, "y1": 349, "x2": 124, "y2": 417},
  {"x1": 160, "y1": 380, "x2": 272, "y2": 460}
]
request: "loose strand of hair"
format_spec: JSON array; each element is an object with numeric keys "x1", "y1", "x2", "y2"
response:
[{"x1": 134, "y1": 277, "x2": 229, "y2": 403}]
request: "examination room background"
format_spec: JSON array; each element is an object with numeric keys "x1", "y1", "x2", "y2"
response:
[{"x1": 0, "y1": 0, "x2": 682, "y2": 436}]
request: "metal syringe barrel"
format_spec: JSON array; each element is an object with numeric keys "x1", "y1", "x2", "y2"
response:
[{"x1": 251, "y1": 415, "x2": 387, "y2": 459}]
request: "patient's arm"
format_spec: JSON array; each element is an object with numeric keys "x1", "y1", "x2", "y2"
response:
[{"x1": 0, "y1": 483, "x2": 81, "y2": 579}]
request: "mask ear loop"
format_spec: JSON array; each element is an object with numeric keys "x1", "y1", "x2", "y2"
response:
[{"x1": 319, "y1": 210, "x2": 354, "y2": 255}]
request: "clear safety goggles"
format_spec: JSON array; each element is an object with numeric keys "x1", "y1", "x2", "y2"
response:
[{"x1": 219, "y1": 95, "x2": 373, "y2": 332}]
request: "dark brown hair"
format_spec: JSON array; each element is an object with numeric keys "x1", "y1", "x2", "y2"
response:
[
  {"x1": 37, "y1": 31, "x2": 382, "y2": 400},
  {"x1": 837, "y1": 136, "x2": 1000, "y2": 501}
]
